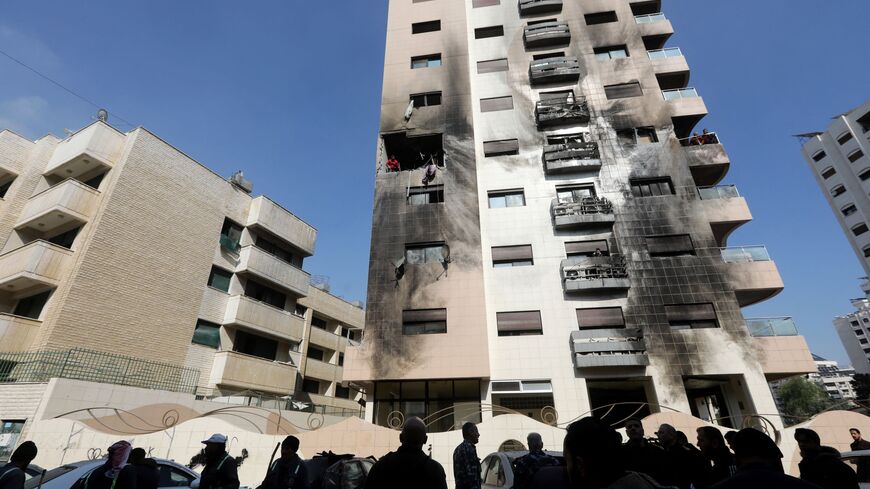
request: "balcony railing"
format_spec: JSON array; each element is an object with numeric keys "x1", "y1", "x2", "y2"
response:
[
  {"x1": 535, "y1": 97, "x2": 590, "y2": 128},
  {"x1": 647, "y1": 47, "x2": 683, "y2": 59},
  {"x1": 543, "y1": 141, "x2": 600, "y2": 173},
  {"x1": 553, "y1": 196, "x2": 613, "y2": 217},
  {"x1": 529, "y1": 56, "x2": 581, "y2": 84},
  {"x1": 663, "y1": 88, "x2": 700, "y2": 101},
  {"x1": 523, "y1": 21, "x2": 570, "y2": 48},
  {"x1": 679, "y1": 132, "x2": 720, "y2": 146},
  {"x1": 518, "y1": 0, "x2": 562, "y2": 15},
  {"x1": 746, "y1": 317, "x2": 799, "y2": 337},
  {"x1": 720, "y1": 246, "x2": 771, "y2": 263},
  {"x1": 563, "y1": 255, "x2": 628, "y2": 281},
  {"x1": 635, "y1": 12, "x2": 667, "y2": 24},
  {"x1": 572, "y1": 329, "x2": 649, "y2": 368},
  {"x1": 698, "y1": 185, "x2": 739, "y2": 200}
]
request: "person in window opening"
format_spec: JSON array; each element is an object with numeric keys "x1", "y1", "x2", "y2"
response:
[
  {"x1": 689, "y1": 132, "x2": 703, "y2": 146},
  {"x1": 701, "y1": 129, "x2": 716, "y2": 145},
  {"x1": 592, "y1": 248, "x2": 604, "y2": 257},
  {"x1": 386, "y1": 155, "x2": 400, "y2": 172}
]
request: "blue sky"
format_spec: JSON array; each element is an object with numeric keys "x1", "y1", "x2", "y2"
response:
[{"x1": 1, "y1": 1, "x2": 868, "y2": 365}]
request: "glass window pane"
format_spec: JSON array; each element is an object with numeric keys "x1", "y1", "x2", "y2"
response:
[
  {"x1": 429, "y1": 380, "x2": 453, "y2": 399},
  {"x1": 611, "y1": 49, "x2": 628, "y2": 59},
  {"x1": 489, "y1": 196, "x2": 506, "y2": 208},
  {"x1": 406, "y1": 249, "x2": 424, "y2": 264},
  {"x1": 505, "y1": 193, "x2": 525, "y2": 207},
  {"x1": 402, "y1": 381, "x2": 426, "y2": 398},
  {"x1": 429, "y1": 58, "x2": 441, "y2": 67},
  {"x1": 192, "y1": 321, "x2": 220, "y2": 348},
  {"x1": 595, "y1": 53, "x2": 610, "y2": 61},
  {"x1": 425, "y1": 246, "x2": 444, "y2": 263},
  {"x1": 454, "y1": 379, "x2": 480, "y2": 399}
]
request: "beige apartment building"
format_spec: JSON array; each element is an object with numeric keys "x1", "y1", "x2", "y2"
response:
[
  {"x1": 0, "y1": 120, "x2": 363, "y2": 457},
  {"x1": 345, "y1": 0, "x2": 815, "y2": 432}
]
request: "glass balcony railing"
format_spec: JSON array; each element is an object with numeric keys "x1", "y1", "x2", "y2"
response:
[
  {"x1": 662, "y1": 88, "x2": 699, "y2": 101},
  {"x1": 219, "y1": 234, "x2": 241, "y2": 252},
  {"x1": 647, "y1": 47, "x2": 683, "y2": 60},
  {"x1": 698, "y1": 185, "x2": 739, "y2": 200},
  {"x1": 635, "y1": 13, "x2": 667, "y2": 24},
  {"x1": 720, "y1": 246, "x2": 771, "y2": 263},
  {"x1": 746, "y1": 317, "x2": 799, "y2": 337}
]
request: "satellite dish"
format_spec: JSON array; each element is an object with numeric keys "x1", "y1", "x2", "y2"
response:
[{"x1": 97, "y1": 109, "x2": 109, "y2": 122}]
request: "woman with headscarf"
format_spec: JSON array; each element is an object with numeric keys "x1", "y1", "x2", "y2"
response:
[{"x1": 72, "y1": 441, "x2": 137, "y2": 489}]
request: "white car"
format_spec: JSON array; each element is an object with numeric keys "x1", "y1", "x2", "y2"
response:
[
  {"x1": 22, "y1": 458, "x2": 200, "y2": 489},
  {"x1": 841, "y1": 449, "x2": 870, "y2": 489},
  {"x1": 480, "y1": 451, "x2": 563, "y2": 489}
]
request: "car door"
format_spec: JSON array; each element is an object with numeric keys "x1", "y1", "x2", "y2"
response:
[
  {"x1": 482, "y1": 455, "x2": 505, "y2": 489},
  {"x1": 156, "y1": 463, "x2": 196, "y2": 488}
]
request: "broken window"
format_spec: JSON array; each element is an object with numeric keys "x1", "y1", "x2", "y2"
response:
[
  {"x1": 646, "y1": 234, "x2": 695, "y2": 257},
  {"x1": 382, "y1": 132, "x2": 444, "y2": 172},
  {"x1": 630, "y1": 177, "x2": 674, "y2": 197},
  {"x1": 617, "y1": 127, "x2": 658, "y2": 145},
  {"x1": 492, "y1": 245, "x2": 533, "y2": 267},
  {"x1": 412, "y1": 20, "x2": 441, "y2": 34},
  {"x1": 488, "y1": 189, "x2": 525, "y2": 208},
  {"x1": 585, "y1": 11, "x2": 618, "y2": 25},
  {"x1": 594, "y1": 45, "x2": 629, "y2": 60},
  {"x1": 475, "y1": 25, "x2": 504, "y2": 39},
  {"x1": 219, "y1": 218, "x2": 243, "y2": 252},
  {"x1": 402, "y1": 309, "x2": 447, "y2": 335},
  {"x1": 533, "y1": 51, "x2": 565, "y2": 61},
  {"x1": 605, "y1": 82, "x2": 644, "y2": 100},
  {"x1": 408, "y1": 184, "x2": 444, "y2": 205},
  {"x1": 666, "y1": 303, "x2": 719, "y2": 330},
  {"x1": 497, "y1": 311, "x2": 543, "y2": 336},
  {"x1": 411, "y1": 54, "x2": 442, "y2": 69},
  {"x1": 411, "y1": 92, "x2": 442, "y2": 107},
  {"x1": 557, "y1": 184, "x2": 595, "y2": 203},
  {"x1": 405, "y1": 242, "x2": 447, "y2": 265}
]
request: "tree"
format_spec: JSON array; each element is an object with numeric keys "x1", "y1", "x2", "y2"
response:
[
  {"x1": 853, "y1": 373, "x2": 870, "y2": 401},
  {"x1": 779, "y1": 376, "x2": 832, "y2": 424}
]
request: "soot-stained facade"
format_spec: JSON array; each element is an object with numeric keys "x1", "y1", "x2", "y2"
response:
[{"x1": 344, "y1": 0, "x2": 814, "y2": 431}]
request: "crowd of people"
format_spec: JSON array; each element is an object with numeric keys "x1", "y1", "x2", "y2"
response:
[{"x1": 687, "y1": 129, "x2": 718, "y2": 146}]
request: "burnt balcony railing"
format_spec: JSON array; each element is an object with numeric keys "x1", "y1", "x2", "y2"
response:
[
  {"x1": 523, "y1": 21, "x2": 570, "y2": 48},
  {"x1": 553, "y1": 196, "x2": 612, "y2": 218},
  {"x1": 543, "y1": 141, "x2": 601, "y2": 173},
  {"x1": 572, "y1": 329, "x2": 649, "y2": 368},
  {"x1": 535, "y1": 97, "x2": 590, "y2": 128},
  {"x1": 561, "y1": 255, "x2": 630, "y2": 293},
  {"x1": 529, "y1": 56, "x2": 581, "y2": 85},
  {"x1": 519, "y1": 0, "x2": 562, "y2": 16}
]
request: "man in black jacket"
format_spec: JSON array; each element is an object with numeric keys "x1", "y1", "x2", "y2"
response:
[
  {"x1": 129, "y1": 448, "x2": 159, "y2": 489},
  {"x1": 199, "y1": 434, "x2": 240, "y2": 489},
  {"x1": 850, "y1": 428, "x2": 870, "y2": 482},
  {"x1": 364, "y1": 417, "x2": 447, "y2": 489},
  {"x1": 262, "y1": 436, "x2": 309, "y2": 489},
  {"x1": 794, "y1": 428, "x2": 857, "y2": 489}
]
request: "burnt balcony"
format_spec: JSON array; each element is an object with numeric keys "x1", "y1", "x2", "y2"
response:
[
  {"x1": 552, "y1": 196, "x2": 614, "y2": 229},
  {"x1": 561, "y1": 255, "x2": 630, "y2": 294},
  {"x1": 519, "y1": 0, "x2": 562, "y2": 16},
  {"x1": 523, "y1": 21, "x2": 570, "y2": 48},
  {"x1": 572, "y1": 329, "x2": 649, "y2": 368},
  {"x1": 543, "y1": 140, "x2": 601, "y2": 174},
  {"x1": 536, "y1": 97, "x2": 590, "y2": 128},
  {"x1": 680, "y1": 132, "x2": 730, "y2": 186},
  {"x1": 529, "y1": 56, "x2": 580, "y2": 85}
]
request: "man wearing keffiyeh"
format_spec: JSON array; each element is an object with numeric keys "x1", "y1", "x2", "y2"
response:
[{"x1": 72, "y1": 441, "x2": 137, "y2": 489}]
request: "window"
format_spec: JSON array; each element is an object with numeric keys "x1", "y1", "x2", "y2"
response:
[
  {"x1": 576, "y1": 307, "x2": 625, "y2": 329},
  {"x1": 338, "y1": 353, "x2": 345, "y2": 367},
  {"x1": 405, "y1": 242, "x2": 446, "y2": 264},
  {"x1": 630, "y1": 177, "x2": 674, "y2": 197},
  {"x1": 831, "y1": 185, "x2": 846, "y2": 197},
  {"x1": 409, "y1": 184, "x2": 444, "y2": 205},
  {"x1": 483, "y1": 139, "x2": 519, "y2": 156},
  {"x1": 0, "y1": 178, "x2": 13, "y2": 198},
  {"x1": 533, "y1": 51, "x2": 565, "y2": 60},
  {"x1": 82, "y1": 171, "x2": 107, "y2": 190},
  {"x1": 245, "y1": 280, "x2": 287, "y2": 309},
  {"x1": 411, "y1": 91, "x2": 442, "y2": 107},
  {"x1": 812, "y1": 150, "x2": 827, "y2": 162},
  {"x1": 843, "y1": 204, "x2": 858, "y2": 216},
  {"x1": 488, "y1": 190, "x2": 525, "y2": 208},
  {"x1": 557, "y1": 184, "x2": 595, "y2": 203},
  {"x1": 412, "y1": 20, "x2": 441, "y2": 34},
  {"x1": 585, "y1": 11, "x2": 618, "y2": 25},
  {"x1": 849, "y1": 150, "x2": 865, "y2": 163},
  {"x1": 646, "y1": 234, "x2": 695, "y2": 257},
  {"x1": 665, "y1": 303, "x2": 719, "y2": 329},
  {"x1": 852, "y1": 223, "x2": 869, "y2": 236},
  {"x1": 475, "y1": 26, "x2": 504, "y2": 39},
  {"x1": 335, "y1": 385, "x2": 351, "y2": 399},
  {"x1": 402, "y1": 309, "x2": 447, "y2": 335},
  {"x1": 302, "y1": 379, "x2": 321, "y2": 394},
  {"x1": 256, "y1": 235, "x2": 297, "y2": 265},
  {"x1": 492, "y1": 245, "x2": 533, "y2": 267},
  {"x1": 604, "y1": 82, "x2": 643, "y2": 100},
  {"x1": 0, "y1": 420, "x2": 25, "y2": 462},
  {"x1": 594, "y1": 45, "x2": 629, "y2": 60},
  {"x1": 233, "y1": 330, "x2": 278, "y2": 360},
  {"x1": 857, "y1": 111, "x2": 870, "y2": 133},
  {"x1": 497, "y1": 311, "x2": 543, "y2": 336},
  {"x1": 863, "y1": 245, "x2": 870, "y2": 258},
  {"x1": 13, "y1": 291, "x2": 51, "y2": 320},
  {"x1": 191, "y1": 319, "x2": 220, "y2": 348},
  {"x1": 566, "y1": 240, "x2": 609, "y2": 257},
  {"x1": 207, "y1": 266, "x2": 232, "y2": 292},
  {"x1": 47, "y1": 226, "x2": 81, "y2": 249},
  {"x1": 220, "y1": 218, "x2": 243, "y2": 252},
  {"x1": 477, "y1": 58, "x2": 509, "y2": 73},
  {"x1": 617, "y1": 127, "x2": 658, "y2": 144},
  {"x1": 820, "y1": 167, "x2": 836, "y2": 179},
  {"x1": 311, "y1": 317, "x2": 328, "y2": 330},
  {"x1": 411, "y1": 54, "x2": 441, "y2": 69},
  {"x1": 862, "y1": 339, "x2": 869, "y2": 345},
  {"x1": 838, "y1": 131, "x2": 854, "y2": 145},
  {"x1": 307, "y1": 346, "x2": 325, "y2": 361},
  {"x1": 157, "y1": 466, "x2": 196, "y2": 488},
  {"x1": 480, "y1": 96, "x2": 514, "y2": 112},
  {"x1": 374, "y1": 379, "x2": 481, "y2": 432}
]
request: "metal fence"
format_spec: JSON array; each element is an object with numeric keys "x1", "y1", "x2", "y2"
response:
[{"x1": 0, "y1": 348, "x2": 200, "y2": 394}]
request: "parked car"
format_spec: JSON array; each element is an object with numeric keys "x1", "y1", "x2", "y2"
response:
[
  {"x1": 480, "y1": 451, "x2": 564, "y2": 489},
  {"x1": 22, "y1": 458, "x2": 200, "y2": 489},
  {"x1": 840, "y1": 449, "x2": 870, "y2": 489},
  {"x1": 305, "y1": 452, "x2": 374, "y2": 489},
  {"x1": 23, "y1": 464, "x2": 45, "y2": 481}
]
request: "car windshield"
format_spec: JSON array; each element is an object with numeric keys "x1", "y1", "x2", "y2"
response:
[{"x1": 23, "y1": 465, "x2": 80, "y2": 489}]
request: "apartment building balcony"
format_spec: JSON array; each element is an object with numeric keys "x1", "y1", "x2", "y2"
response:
[
  {"x1": 236, "y1": 245, "x2": 310, "y2": 297},
  {"x1": 305, "y1": 358, "x2": 341, "y2": 382},
  {"x1": 720, "y1": 246, "x2": 784, "y2": 307},
  {"x1": 245, "y1": 196, "x2": 316, "y2": 257},
  {"x1": 0, "y1": 240, "x2": 73, "y2": 291},
  {"x1": 561, "y1": 256, "x2": 630, "y2": 294},
  {"x1": 529, "y1": 56, "x2": 581, "y2": 85},
  {"x1": 648, "y1": 48, "x2": 689, "y2": 84},
  {"x1": 535, "y1": 97, "x2": 590, "y2": 128},
  {"x1": 0, "y1": 313, "x2": 42, "y2": 351},
  {"x1": 552, "y1": 197, "x2": 614, "y2": 229},
  {"x1": 635, "y1": 13, "x2": 673, "y2": 39},
  {"x1": 680, "y1": 133, "x2": 730, "y2": 186},
  {"x1": 44, "y1": 122, "x2": 125, "y2": 180},
  {"x1": 571, "y1": 329, "x2": 649, "y2": 368},
  {"x1": 697, "y1": 186, "x2": 751, "y2": 247},
  {"x1": 309, "y1": 325, "x2": 348, "y2": 352},
  {"x1": 223, "y1": 295, "x2": 305, "y2": 342},
  {"x1": 747, "y1": 317, "x2": 815, "y2": 380},
  {"x1": 16, "y1": 179, "x2": 100, "y2": 233},
  {"x1": 518, "y1": 0, "x2": 562, "y2": 16},
  {"x1": 663, "y1": 88, "x2": 708, "y2": 137},
  {"x1": 209, "y1": 350, "x2": 297, "y2": 394},
  {"x1": 543, "y1": 141, "x2": 601, "y2": 174},
  {"x1": 523, "y1": 21, "x2": 570, "y2": 48}
]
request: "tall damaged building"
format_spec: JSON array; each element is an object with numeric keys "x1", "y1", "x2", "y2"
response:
[{"x1": 344, "y1": 0, "x2": 815, "y2": 431}]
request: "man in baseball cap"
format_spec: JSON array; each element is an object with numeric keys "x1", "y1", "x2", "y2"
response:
[{"x1": 199, "y1": 434, "x2": 239, "y2": 489}]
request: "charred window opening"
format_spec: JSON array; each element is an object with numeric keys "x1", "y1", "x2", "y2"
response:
[
  {"x1": 584, "y1": 11, "x2": 618, "y2": 25},
  {"x1": 408, "y1": 184, "x2": 444, "y2": 205},
  {"x1": 672, "y1": 115, "x2": 706, "y2": 140},
  {"x1": 404, "y1": 242, "x2": 448, "y2": 265},
  {"x1": 411, "y1": 91, "x2": 442, "y2": 108},
  {"x1": 630, "y1": 177, "x2": 674, "y2": 197},
  {"x1": 617, "y1": 127, "x2": 658, "y2": 145},
  {"x1": 532, "y1": 51, "x2": 565, "y2": 60},
  {"x1": 587, "y1": 379, "x2": 654, "y2": 423},
  {"x1": 646, "y1": 234, "x2": 695, "y2": 257},
  {"x1": 656, "y1": 73, "x2": 689, "y2": 91},
  {"x1": 535, "y1": 90, "x2": 590, "y2": 128},
  {"x1": 475, "y1": 25, "x2": 504, "y2": 39},
  {"x1": 566, "y1": 239, "x2": 609, "y2": 257},
  {"x1": 604, "y1": 82, "x2": 643, "y2": 100},
  {"x1": 402, "y1": 308, "x2": 447, "y2": 335},
  {"x1": 666, "y1": 303, "x2": 719, "y2": 329},
  {"x1": 557, "y1": 184, "x2": 596, "y2": 203},
  {"x1": 383, "y1": 132, "x2": 444, "y2": 172}
]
